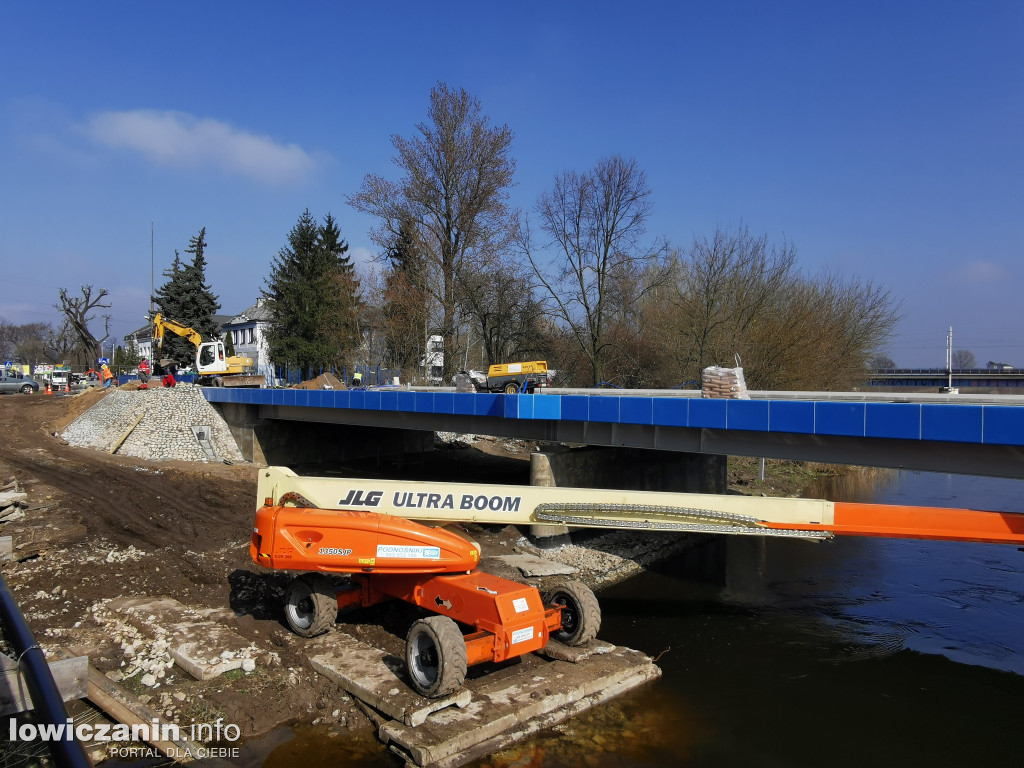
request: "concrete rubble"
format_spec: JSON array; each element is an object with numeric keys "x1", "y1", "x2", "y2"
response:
[
  {"x1": 491, "y1": 552, "x2": 579, "y2": 578},
  {"x1": 0, "y1": 478, "x2": 28, "y2": 524},
  {"x1": 0, "y1": 489, "x2": 28, "y2": 524},
  {"x1": 61, "y1": 387, "x2": 244, "y2": 463},
  {"x1": 380, "y1": 645, "x2": 660, "y2": 768},
  {"x1": 93, "y1": 596, "x2": 263, "y2": 685}
]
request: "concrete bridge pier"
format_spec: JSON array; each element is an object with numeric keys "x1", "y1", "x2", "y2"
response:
[{"x1": 528, "y1": 446, "x2": 728, "y2": 542}]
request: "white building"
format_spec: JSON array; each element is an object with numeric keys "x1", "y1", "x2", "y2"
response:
[
  {"x1": 221, "y1": 299, "x2": 275, "y2": 385},
  {"x1": 421, "y1": 334, "x2": 444, "y2": 383}
]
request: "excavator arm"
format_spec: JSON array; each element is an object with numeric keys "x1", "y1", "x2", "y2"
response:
[{"x1": 153, "y1": 313, "x2": 204, "y2": 351}]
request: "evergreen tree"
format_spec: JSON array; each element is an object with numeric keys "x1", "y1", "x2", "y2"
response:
[
  {"x1": 123, "y1": 338, "x2": 141, "y2": 368},
  {"x1": 382, "y1": 220, "x2": 429, "y2": 371},
  {"x1": 152, "y1": 251, "x2": 189, "y2": 367},
  {"x1": 320, "y1": 213, "x2": 361, "y2": 361},
  {"x1": 179, "y1": 227, "x2": 221, "y2": 342},
  {"x1": 151, "y1": 228, "x2": 221, "y2": 368},
  {"x1": 262, "y1": 210, "x2": 360, "y2": 377}
]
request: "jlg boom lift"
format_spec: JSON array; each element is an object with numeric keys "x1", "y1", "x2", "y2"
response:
[{"x1": 250, "y1": 466, "x2": 1024, "y2": 698}]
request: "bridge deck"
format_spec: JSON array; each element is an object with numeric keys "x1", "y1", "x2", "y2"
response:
[
  {"x1": 203, "y1": 388, "x2": 1024, "y2": 479},
  {"x1": 205, "y1": 387, "x2": 1024, "y2": 446}
]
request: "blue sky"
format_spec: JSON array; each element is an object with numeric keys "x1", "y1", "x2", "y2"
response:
[{"x1": 1, "y1": 1, "x2": 1021, "y2": 368}]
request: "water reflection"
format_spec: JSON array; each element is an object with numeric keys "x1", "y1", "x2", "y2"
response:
[{"x1": 782, "y1": 470, "x2": 1024, "y2": 674}]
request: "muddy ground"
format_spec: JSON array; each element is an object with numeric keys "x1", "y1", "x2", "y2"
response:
[
  {"x1": 0, "y1": 390, "x2": 365, "y2": 744},
  {"x1": 0, "y1": 389, "x2": 826, "y2": 763}
]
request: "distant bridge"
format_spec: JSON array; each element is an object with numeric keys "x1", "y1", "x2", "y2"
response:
[{"x1": 868, "y1": 369, "x2": 1024, "y2": 387}]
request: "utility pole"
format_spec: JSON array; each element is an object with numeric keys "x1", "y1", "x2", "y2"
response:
[
  {"x1": 150, "y1": 222, "x2": 155, "y2": 318},
  {"x1": 942, "y1": 326, "x2": 958, "y2": 394}
]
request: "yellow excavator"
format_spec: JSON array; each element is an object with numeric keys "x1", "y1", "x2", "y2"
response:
[{"x1": 153, "y1": 313, "x2": 264, "y2": 387}]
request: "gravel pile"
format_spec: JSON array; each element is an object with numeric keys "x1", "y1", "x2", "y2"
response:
[{"x1": 61, "y1": 387, "x2": 245, "y2": 463}]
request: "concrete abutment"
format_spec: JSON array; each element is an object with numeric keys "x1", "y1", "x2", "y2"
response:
[{"x1": 212, "y1": 402, "x2": 433, "y2": 465}]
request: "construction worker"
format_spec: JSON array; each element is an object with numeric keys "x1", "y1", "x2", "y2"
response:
[
  {"x1": 162, "y1": 364, "x2": 177, "y2": 388},
  {"x1": 100, "y1": 364, "x2": 115, "y2": 388},
  {"x1": 350, "y1": 371, "x2": 363, "y2": 388},
  {"x1": 138, "y1": 358, "x2": 151, "y2": 390}
]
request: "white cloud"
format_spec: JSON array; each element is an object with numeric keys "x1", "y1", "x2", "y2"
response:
[{"x1": 84, "y1": 110, "x2": 315, "y2": 185}]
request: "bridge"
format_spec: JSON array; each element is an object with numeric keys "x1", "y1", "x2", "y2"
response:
[
  {"x1": 869, "y1": 368, "x2": 1024, "y2": 388},
  {"x1": 203, "y1": 387, "x2": 1024, "y2": 481}
]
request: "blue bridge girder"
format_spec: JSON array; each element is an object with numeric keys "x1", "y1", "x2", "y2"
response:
[{"x1": 203, "y1": 387, "x2": 1024, "y2": 481}]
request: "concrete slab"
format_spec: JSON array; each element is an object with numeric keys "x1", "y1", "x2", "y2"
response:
[
  {"x1": 306, "y1": 631, "x2": 471, "y2": 727},
  {"x1": 0, "y1": 491, "x2": 28, "y2": 509},
  {"x1": 490, "y1": 553, "x2": 578, "y2": 577},
  {"x1": 107, "y1": 596, "x2": 254, "y2": 681},
  {"x1": 536, "y1": 637, "x2": 614, "y2": 663},
  {"x1": 380, "y1": 645, "x2": 660, "y2": 768}
]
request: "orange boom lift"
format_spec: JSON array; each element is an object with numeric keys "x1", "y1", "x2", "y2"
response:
[
  {"x1": 250, "y1": 494, "x2": 599, "y2": 698},
  {"x1": 251, "y1": 468, "x2": 1024, "y2": 697}
]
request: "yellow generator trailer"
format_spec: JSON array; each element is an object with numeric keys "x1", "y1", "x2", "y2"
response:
[{"x1": 486, "y1": 361, "x2": 549, "y2": 394}]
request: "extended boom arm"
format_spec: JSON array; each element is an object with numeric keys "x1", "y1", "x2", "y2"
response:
[{"x1": 258, "y1": 466, "x2": 1024, "y2": 546}]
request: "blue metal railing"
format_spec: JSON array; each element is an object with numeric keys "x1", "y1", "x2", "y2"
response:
[{"x1": 0, "y1": 574, "x2": 90, "y2": 767}]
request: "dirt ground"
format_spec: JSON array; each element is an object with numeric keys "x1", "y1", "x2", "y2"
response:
[{"x1": 0, "y1": 390, "x2": 374, "y2": 748}]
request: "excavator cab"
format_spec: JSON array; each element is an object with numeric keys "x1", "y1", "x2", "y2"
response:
[{"x1": 197, "y1": 342, "x2": 224, "y2": 372}]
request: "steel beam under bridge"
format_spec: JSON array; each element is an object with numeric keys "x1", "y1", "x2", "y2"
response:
[{"x1": 204, "y1": 388, "x2": 1024, "y2": 480}]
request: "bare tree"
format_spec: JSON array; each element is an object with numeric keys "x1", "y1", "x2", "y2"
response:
[
  {"x1": 868, "y1": 353, "x2": 896, "y2": 370},
  {"x1": 649, "y1": 227, "x2": 901, "y2": 391},
  {"x1": 54, "y1": 285, "x2": 110, "y2": 366},
  {"x1": 671, "y1": 227, "x2": 799, "y2": 383},
  {"x1": 458, "y1": 251, "x2": 547, "y2": 367},
  {"x1": 348, "y1": 83, "x2": 516, "y2": 382},
  {"x1": 0, "y1": 320, "x2": 53, "y2": 364},
  {"x1": 952, "y1": 349, "x2": 976, "y2": 370},
  {"x1": 46, "y1": 322, "x2": 79, "y2": 363},
  {"x1": 518, "y1": 155, "x2": 665, "y2": 385}
]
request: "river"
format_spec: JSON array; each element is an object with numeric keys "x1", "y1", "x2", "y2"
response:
[{"x1": 259, "y1": 469, "x2": 1024, "y2": 767}]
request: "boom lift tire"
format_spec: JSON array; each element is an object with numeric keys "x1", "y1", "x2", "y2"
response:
[
  {"x1": 544, "y1": 580, "x2": 601, "y2": 646},
  {"x1": 284, "y1": 574, "x2": 337, "y2": 638},
  {"x1": 503, "y1": 382, "x2": 520, "y2": 395},
  {"x1": 405, "y1": 615, "x2": 468, "y2": 697}
]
